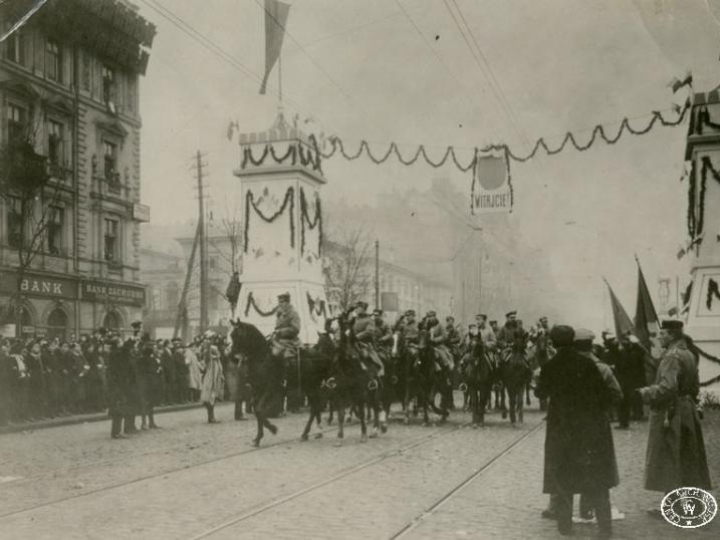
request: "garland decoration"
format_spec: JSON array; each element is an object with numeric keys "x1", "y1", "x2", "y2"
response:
[
  {"x1": 707, "y1": 278, "x2": 720, "y2": 311},
  {"x1": 300, "y1": 187, "x2": 322, "y2": 257},
  {"x1": 241, "y1": 142, "x2": 322, "y2": 172},
  {"x1": 244, "y1": 291, "x2": 278, "y2": 318},
  {"x1": 307, "y1": 292, "x2": 328, "y2": 318},
  {"x1": 303, "y1": 103, "x2": 689, "y2": 174},
  {"x1": 700, "y1": 373, "x2": 720, "y2": 387},
  {"x1": 687, "y1": 159, "x2": 697, "y2": 238},
  {"x1": 689, "y1": 157, "x2": 720, "y2": 239},
  {"x1": 243, "y1": 186, "x2": 295, "y2": 254}
]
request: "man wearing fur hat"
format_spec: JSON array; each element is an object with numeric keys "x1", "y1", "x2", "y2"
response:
[{"x1": 637, "y1": 319, "x2": 711, "y2": 517}]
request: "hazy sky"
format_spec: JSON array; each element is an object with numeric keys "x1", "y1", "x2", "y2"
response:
[{"x1": 136, "y1": 0, "x2": 720, "y2": 330}]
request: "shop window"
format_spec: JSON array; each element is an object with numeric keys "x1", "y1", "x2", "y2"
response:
[
  {"x1": 104, "y1": 217, "x2": 119, "y2": 262},
  {"x1": 103, "y1": 311, "x2": 121, "y2": 330},
  {"x1": 103, "y1": 140, "x2": 118, "y2": 181},
  {"x1": 46, "y1": 39, "x2": 62, "y2": 82},
  {"x1": 46, "y1": 308, "x2": 67, "y2": 340},
  {"x1": 48, "y1": 120, "x2": 65, "y2": 166},
  {"x1": 7, "y1": 196, "x2": 23, "y2": 249},
  {"x1": 47, "y1": 205, "x2": 64, "y2": 255}
]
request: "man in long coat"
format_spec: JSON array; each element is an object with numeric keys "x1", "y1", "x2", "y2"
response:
[
  {"x1": 535, "y1": 325, "x2": 618, "y2": 538},
  {"x1": 638, "y1": 319, "x2": 711, "y2": 515}
]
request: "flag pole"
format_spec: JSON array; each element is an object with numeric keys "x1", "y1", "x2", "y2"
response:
[{"x1": 278, "y1": 50, "x2": 283, "y2": 104}]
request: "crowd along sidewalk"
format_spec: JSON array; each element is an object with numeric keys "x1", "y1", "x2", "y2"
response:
[{"x1": 0, "y1": 401, "x2": 236, "y2": 436}]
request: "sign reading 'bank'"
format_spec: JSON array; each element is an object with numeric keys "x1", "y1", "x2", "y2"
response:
[{"x1": 471, "y1": 155, "x2": 512, "y2": 214}]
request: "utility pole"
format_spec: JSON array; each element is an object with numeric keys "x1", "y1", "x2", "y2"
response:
[
  {"x1": 375, "y1": 239, "x2": 380, "y2": 310},
  {"x1": 193, "y1": 151, "x2": 209, "y2": 334},
  {"x1": 174, "y1": 222, "x2": 201, "y2": 339}
]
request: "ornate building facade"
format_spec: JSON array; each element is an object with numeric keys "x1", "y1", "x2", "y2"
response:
[{"x1": 0, "y1": 0, "x2": 155, "y2": 339}]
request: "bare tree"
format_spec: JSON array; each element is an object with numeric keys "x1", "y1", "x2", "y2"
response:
[
  {"x1": 322, "y1": 223, "x2": 373, "y2": 312},
  {"x1": 0, "y1": 123, "x2": 66, "y2": 336}
]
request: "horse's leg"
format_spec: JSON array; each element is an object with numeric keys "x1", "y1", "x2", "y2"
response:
[
  {"x1": 253, "y1": 397, "x2": 264, "y2": 447},
  {"x1": 518, "y1": 386, "x2": 525, "y2": 424},
  {"x1": 334, "y1": 402, "x2": 345, "y2": 447},
  {"x1": 508, "y1": 387, "x2": 517, "y2": 424},
  {"x1": 525, "y1": 382, "x2": 532, "y2": 406},
  {"x1": 359, "y1": 400, "x2": 368, "y2": 442},
  {"x1": 500, "y1": 383, "x2": 508, "y2": 419},
  {"x1": 301, "y1": 392, "x2": 318, "y2": 441}
]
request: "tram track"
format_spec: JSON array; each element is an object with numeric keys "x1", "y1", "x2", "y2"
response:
[{"x1": 388, "y1": 421, "x2": 545, "y2": 539}]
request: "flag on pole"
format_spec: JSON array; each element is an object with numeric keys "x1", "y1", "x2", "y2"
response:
[
  {"x1": 259, "y1": 0, "x2": 291, "y2": 95},
  {"x1": 634, "y1": 257, "x2": 660, "y2": 351},
  {"x1": 604, "y1": 278, "x2": 634, "y2": 340}
]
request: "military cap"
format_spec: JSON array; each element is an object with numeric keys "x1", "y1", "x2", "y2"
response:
[
  {"x1": 277, "y1": 293, "x2": 291, "y2": 302},
  {"x1": 539, "y1": 316, "x2": 548, "y2": 323},
  {"x1": 476, "y1": 313, "x2": 487, "y2": 320},
  {"x1": 372, "y1": 308, "x2": 383, "y2": 315},
  {"x1": 446, "y1": 316, "x2": 455, "y2": 322},
  {"x1": 355, "y1": 301, "x2": 369, "y2": 310},
  {"x1": 489, "y1": 320, "x2": 497, "y2": 325},
  {"x1": 661, "y1": 319, "x2": 684, "y2": 330},
  {"x1": 505, "y1": 310, "x2": 517, "y2": 318},
  {"x1": 426, "y1": 310, "x2": 437, "y2": 318},
  {"x1": 573, "y1": 328, "x2": 595, "y2": 343},
  {"x1": 405, "y1": 309, "x2": 416, "y2": 316},
  {"x1": 131, "y1": 320, "x2": 143, "y2": 329},
  {"x1": 549, "y1": 325, "x2": 575, "y2": 347}
]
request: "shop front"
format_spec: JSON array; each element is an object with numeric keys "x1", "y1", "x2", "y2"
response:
[{"x1": 0, "y1": 270, "x2": 145, "y2": 339}]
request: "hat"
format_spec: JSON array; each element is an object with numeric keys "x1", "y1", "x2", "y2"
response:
[
  {"x1": 446, "y1": 316, "x2": 455, "y2": 322},
  {"x1": 506, "y1": 310, "x2": 517, "y2": 318},
  {"x1": 405, "y1": 309, "x2": 416, "y2": 316},
  {"x1": 355, "y1": 301, "x2": 369, "y2": 310},
  {"x1": 372, "y1": 308, "x2": 383, "y2": 315},
  {"x1": 130, "y1": 320, "x2": 143, "y2": 329},
  {"x1": 476, "y1": 313, "x2": 487, "y2": 320},
  {"x1": 549, "y1": 325, "x2": 575, "y2": 347},
  {"x1": 573, "y1": 328, "x2": 595, "y2": 343},
  {"x1": 661, "y1": 319, "x2": 684, "y2": 330},
  {"x1": 490, "y1": 320, "x2": 497, "y2": 325},
  {"x1": 539, "y1": 316, "x2": 548, "y2": 322},
  {"x1": 426, "y1": 310, "x2": 437, "y2": 317},
  {"x1": 277, "y1": 293, "x2": 291, "y2": 302}
]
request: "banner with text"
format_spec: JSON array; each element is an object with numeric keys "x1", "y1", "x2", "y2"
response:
[{"x1": 472, "y1": 154, "x2": 512, "y2": 214}]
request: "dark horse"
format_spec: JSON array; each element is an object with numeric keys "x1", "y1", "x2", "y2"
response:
[
  {"x1": 230, "y1": 320, "x2": 283, "y2": 447},
  {"x1": 298, "y1": 322, "x2": 337, "y2": 442},
  {"x1": 461, "y1": 339, "x2": 500, "y2": 427},
  {"x1": 415, "y1": 323, "x2": 451, "y2": 426},
  {"x1": 498, "y1": 346, "x2": 532, "y2": 424}
]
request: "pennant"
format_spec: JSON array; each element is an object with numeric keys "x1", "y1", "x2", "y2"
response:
[
  {"x1": 259, "y1": 0, "x2": 291, "y2": 95},
  {"x1": 604, "y1": 278, "x2": 634, "y2": 340},
  {"x1": 0, "y1": 0, "x2": 48, "y2": 43}
]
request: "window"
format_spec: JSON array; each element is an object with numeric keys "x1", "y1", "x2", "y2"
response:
[
  {"x1": 103, "y1": 311, "x2": 121, "y2": 330},
  {"x1": 48, "y1": 120, "x2": 64, "y2": 166},
  {"x1": 104, "y1": 218, "x2": 119, "y2": 262},
  {"x1": 126, "y1": 75, "x2": 136, "y2": 113},
  {"x1": 103, "y1": 140, "x2": 118, "y2": 181},
  {"x1": 102, "y1": 65, "x2": 115, "y2": 104},
  {"x1": 82, "y1": 51, "x2": 92, "y2": 92},
  {"x1": 7, "y1": 196, "x2": 23, "y2": 249},
  {"x1": 45, "y1": 39, "x2": 62, "y2": 82},
  {"x1": 46, "y1": 308, "x2": 68, "y2": 341},
  {"x1": 47, "y1": 206, "x2": 64, "y2": 255},
  {"x1": 5, "y1": 27, "x2": 26, "y2": 65},
  {"x1": 7, "y1": 103, "x2": 28, "y2": 146}
]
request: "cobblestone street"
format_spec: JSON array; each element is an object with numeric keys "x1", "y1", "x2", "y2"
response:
[{"x1": 0, "y1": 401, "x2": 718, "y2": 539}]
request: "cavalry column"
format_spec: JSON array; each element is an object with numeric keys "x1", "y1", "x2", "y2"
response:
[
  {"x1": 684, "y1": 90, "x2": 720, "y2": 395},
  {"x1": 233, "y1": 113, "x2": 328, "y2": 343}
]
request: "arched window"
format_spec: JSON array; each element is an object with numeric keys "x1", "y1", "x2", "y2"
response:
[
  {"x1": 104, "y1": 311, "x2": 121, "y2": 330},
  {"x1": 46, "y1": 308, "x2": 68, "y2": 340}
]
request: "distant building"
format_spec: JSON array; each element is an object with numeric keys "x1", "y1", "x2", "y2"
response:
[{"x1": 0, "y1": 0, "x2": 155, "y2": 339}]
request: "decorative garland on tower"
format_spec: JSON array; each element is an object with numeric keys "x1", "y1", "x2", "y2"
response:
[
  {"x1": 687, "y1": 159, "x2": 697, "y2": 239},
  {"x1": 243, "y1": 186, "x2": 295, "y2": 254},
  {"x1": 689, "y1": 157, "x2": 720, "y2": 240},
  {"x1": 300, "y1": 187, "x2": 323, "y2": 257},
  {"x1": 241, "y1": 141, "x2": 322, "y2": 172},
  {"x1": 307, "y1": 292, "x2": 328, "y2": 318},
  {"x1": 244, "y1": 291, "x2": 279, "y2": 318}
]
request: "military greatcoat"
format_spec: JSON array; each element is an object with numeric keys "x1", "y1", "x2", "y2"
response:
[
  {"x1": 639, "y1": 338, "x2": 711, "y2": 492},
  {"x1": 272, "y1": 304, "x2": 302, "y2": 358}
]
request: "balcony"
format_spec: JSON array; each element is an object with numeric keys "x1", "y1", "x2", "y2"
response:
[{"x1": 91, "y1": 174, "x2": 131, "y2": 201}]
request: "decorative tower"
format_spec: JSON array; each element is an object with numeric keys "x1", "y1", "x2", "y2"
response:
[
  {"x1": 684, "y1": 90, "x2": 720, "y2": 394},
  {"x1": 233, "y1": 113, "x2": 328, "y2": 343}
]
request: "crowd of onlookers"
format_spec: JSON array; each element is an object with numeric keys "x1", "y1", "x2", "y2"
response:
[{"x1": 0, "y1": 327, "x2": 242, "y2": 427}]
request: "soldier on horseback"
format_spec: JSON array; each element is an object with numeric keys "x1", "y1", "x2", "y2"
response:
[
  {"x1": 424, "y1": 311, "x2": 454, "y2": 377},
  {"x1": 475, "y1": 313, "x2": 497, "y2": 351},
  {"x1": 271, "y1": 293, "x2": 302, "y2": 361},
  {"x1": 351, "y1": 302, "x2": 385, "y2": 377}
]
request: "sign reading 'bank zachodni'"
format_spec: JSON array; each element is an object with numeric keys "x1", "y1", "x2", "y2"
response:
[{"x1": 81, "y1": 281, "x2": 146, "y2": 306}]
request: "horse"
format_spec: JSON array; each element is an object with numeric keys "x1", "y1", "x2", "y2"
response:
[
  {"x1": 326, "y1": 311, "x2": 381, "y2": 446},
  {"x1": 415, "y1": 323, "x2": 451, "y2": 426},
  {"x1": 298, "y1": 327, "x2": 337, "y2": 442},
  {"x1": 229, "y1": 320, "x2": 283, "y2": 447},
  {"x1": 498, "y1": 346, "x2": 532, "y2": 424},
  {"x1": 460, "y1": 339, "x2": 499, "y2": 427}
]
